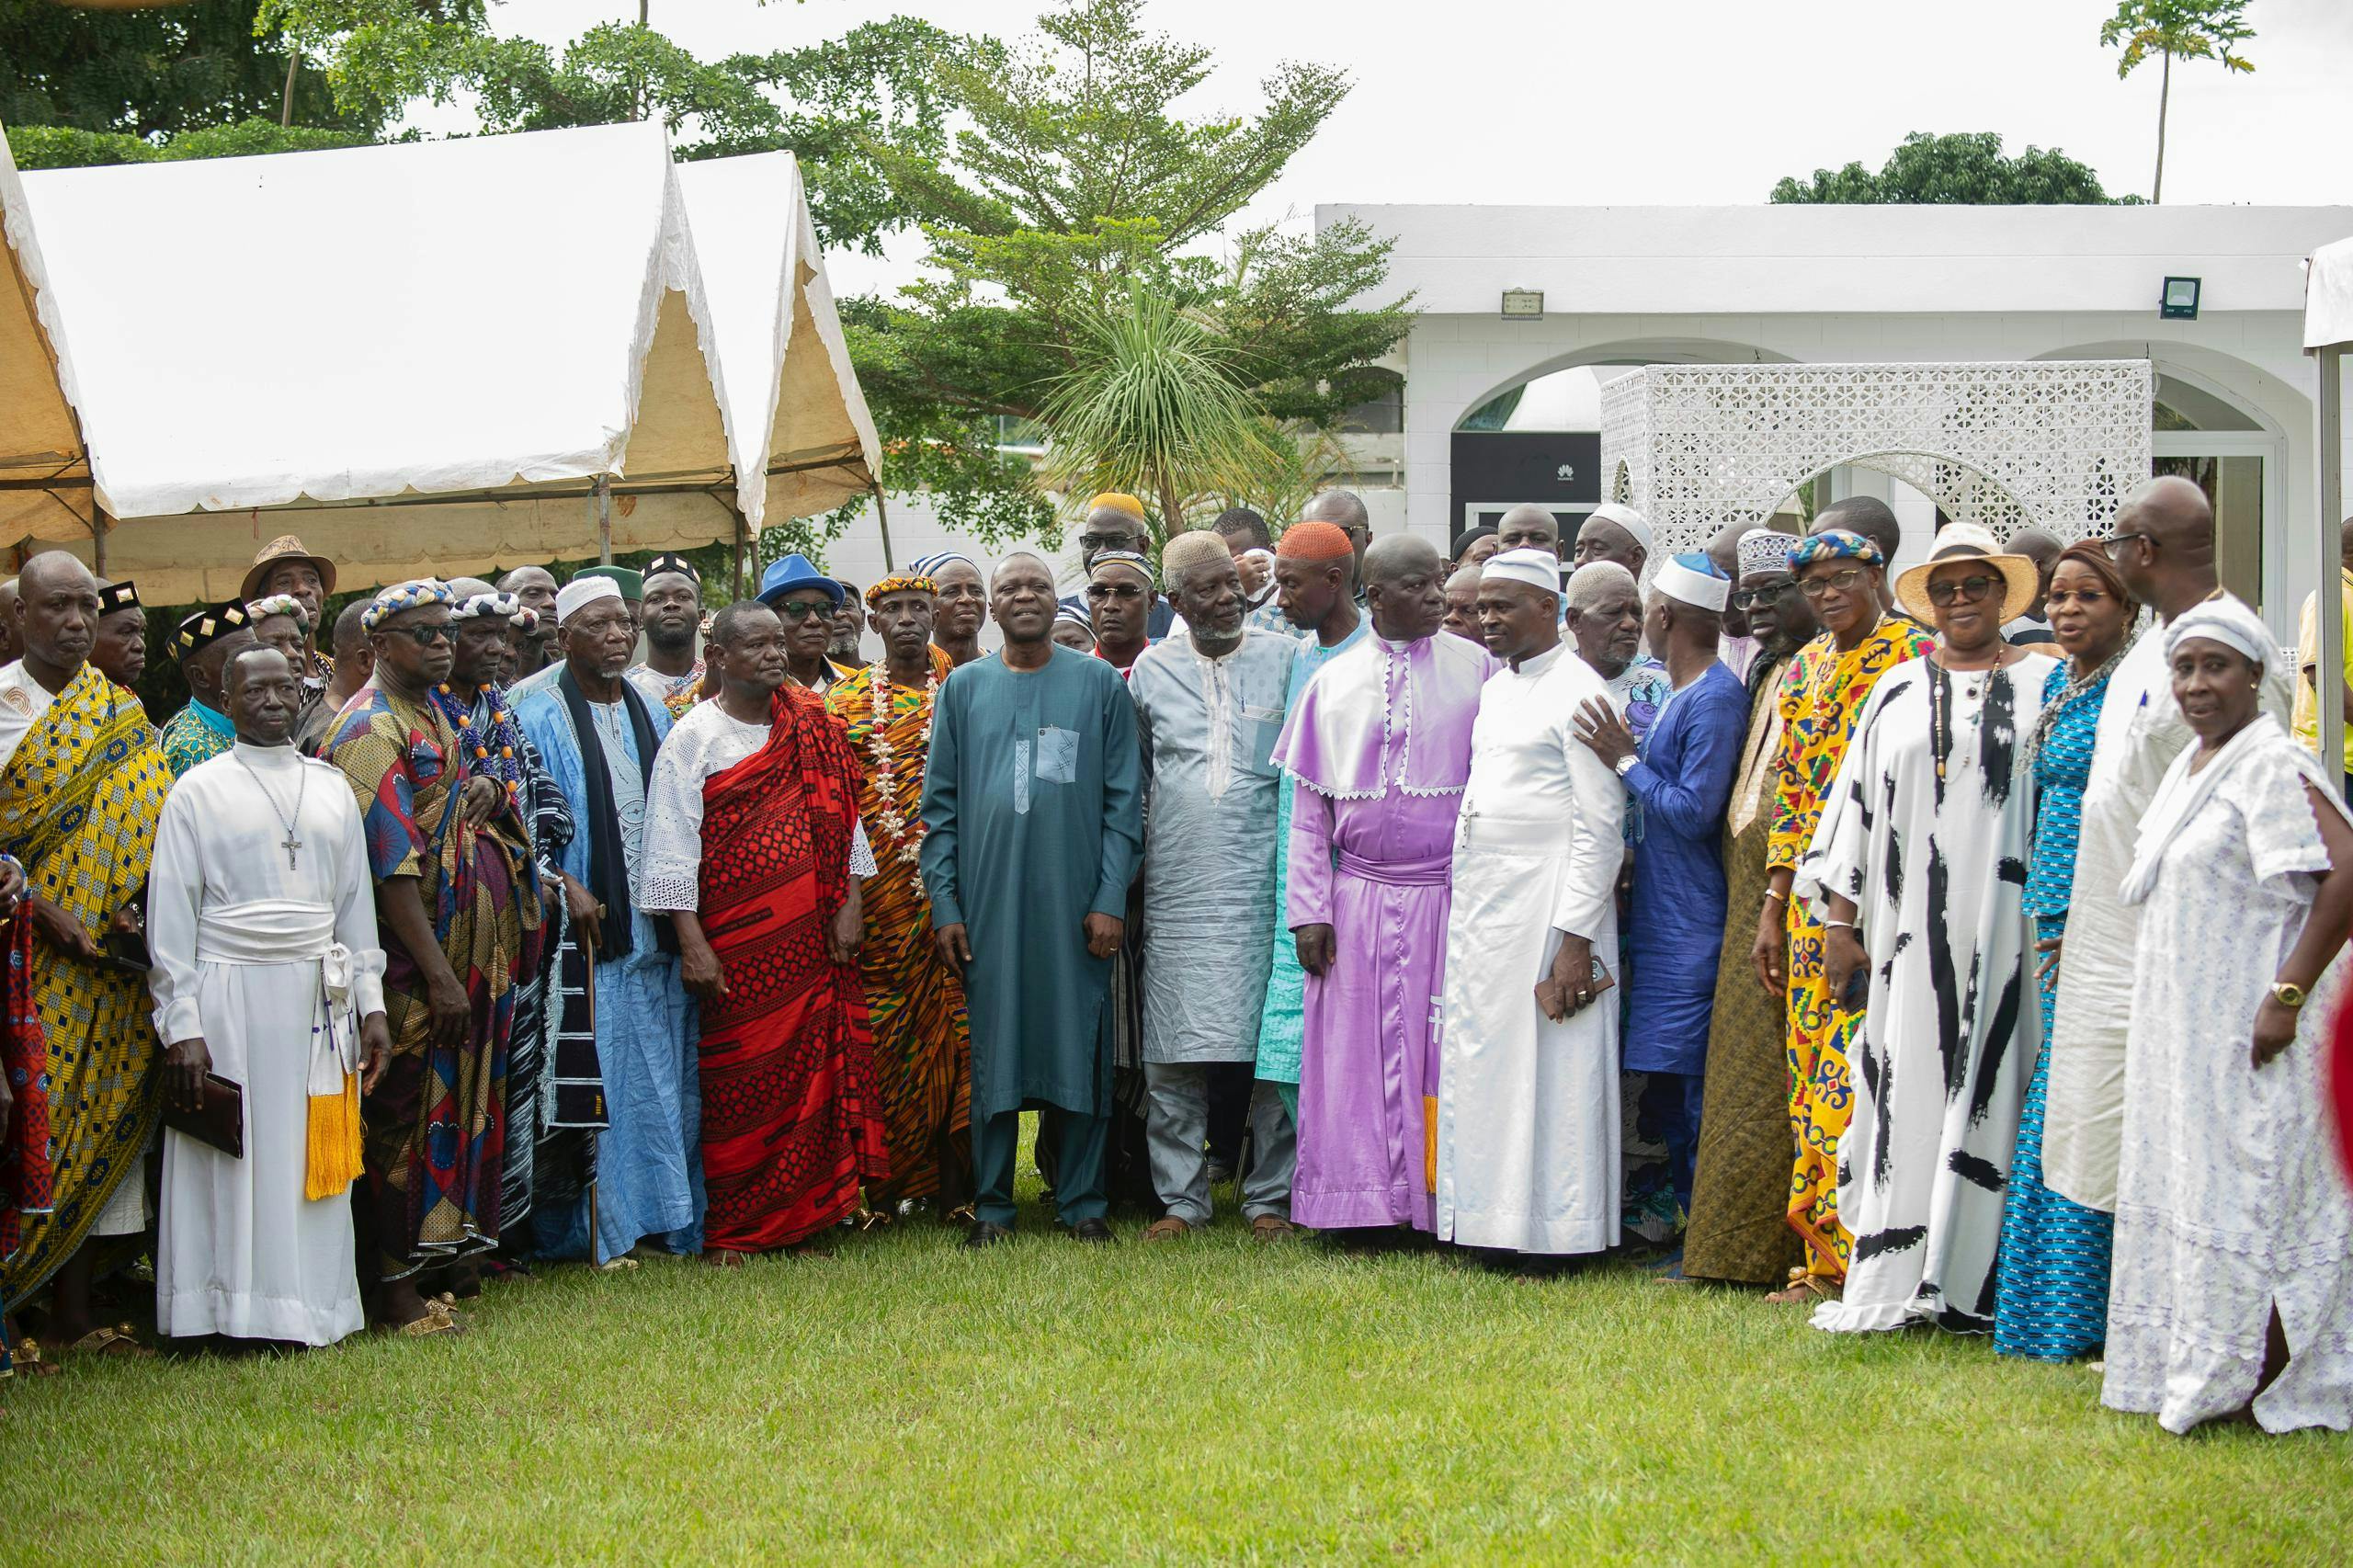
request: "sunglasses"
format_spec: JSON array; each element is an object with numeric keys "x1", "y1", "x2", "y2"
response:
[
  {"x1": 1925, "y1": 573, "x2": 2000, "y2": 608},
  {"x1": 381, "y1": 621, "x2": 456, "y2": 645},
  {"x1": 2104, "y1": 530, "x2": 2155, "y2": 559},
  {"x1": 1798, "y1": 567, "x2": 1870, "y2": 599},
  {"x1": 772, "y1": 600, "x2": 834, "y2": 622},
  {"x1": 1729, "y1": 581, "x2": 1798, "y2": 610}
]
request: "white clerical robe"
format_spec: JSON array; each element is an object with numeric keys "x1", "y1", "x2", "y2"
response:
[
  {"x1": 1435, "y1": 644, "x2": 1626, "y2": 1255},
  {"x1": 149, "y1": 742, "x2": 387, "y2": 1346}
]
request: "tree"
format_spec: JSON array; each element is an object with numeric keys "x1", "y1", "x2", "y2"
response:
[
  {"x1": 1036, "y1": 283, "x2": 1280, "y2": 539},
  {"x1": 6, "y1": 117, "x2": 370, "y2": 171},
  {"x1": 0, "y1": 0, "x2": 358, "y2": 137},
  {"x1": 1769, "y1": 131, "x2": 2131, "y2": 205},
  {"x1": 847, "y1": 0, "x2": 1415, "y2": 549},
  {"x1": 2100, "y1": 0, "x2": 2255, "y2": 203}
]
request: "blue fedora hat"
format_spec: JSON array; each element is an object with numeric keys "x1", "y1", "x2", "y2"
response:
[{"x1": 756, "y1": 553, "x2": 845, "y2": 608}]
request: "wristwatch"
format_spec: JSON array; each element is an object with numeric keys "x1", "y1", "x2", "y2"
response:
[
  {"x1": 2270, "y1": 980, "x2": 2307, "y2": 1010},
  {"x1": 1612, "y1": 754, "x2": 1638, "y2": 778}
]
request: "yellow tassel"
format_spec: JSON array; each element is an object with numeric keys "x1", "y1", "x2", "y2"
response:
[
  {"x1": 304, "y1": 1072, "x2": 364, "y2": 1201},
  {"x1": 1423, "y1": 1094, "x2": 1439, "y2": 1195}
]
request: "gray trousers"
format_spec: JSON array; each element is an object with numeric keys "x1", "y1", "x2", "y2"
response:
[{"x1": 1142, "y1": 1062, "x2": 1295, "y2": 1224}]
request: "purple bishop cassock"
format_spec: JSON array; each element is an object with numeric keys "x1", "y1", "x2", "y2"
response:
[{"x1": 1276, "y1": 631, "x2": 1496, "y2": 1232}]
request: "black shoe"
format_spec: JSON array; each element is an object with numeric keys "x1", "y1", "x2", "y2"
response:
[
  {"x1": 1065, "y1": 1218, "x2": 1116, "y2": 1244},
  {"x1": 964, "y1": 1220, "x2": 1012, "y2": 1249}
]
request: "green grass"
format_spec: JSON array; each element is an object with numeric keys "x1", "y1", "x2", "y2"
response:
[{"x1": 7, "y1": 1160, "x2": 2349, "y2": 1564}]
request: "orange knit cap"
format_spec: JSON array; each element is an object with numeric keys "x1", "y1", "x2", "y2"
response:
[{"x1": 1277, "y1": 520, "x2": 1355, "y2": 562}]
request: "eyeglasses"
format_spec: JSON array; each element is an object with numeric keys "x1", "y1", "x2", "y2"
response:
[
  {"x1": 1729, "y1": 581, "x2": 1797, "y2": 610},
  {"x1": 381, "y1": 621, "x2": 456, "y2": 645},
  {"x1": 772, "y1": 600, "x2": 833, "y2": 622},
  {"x1": 2044, "y1": 586, "x2": 2112, "y2": 609},
  {"x1": 1797, "y1": 568, "x2": 1870, "y2": 599},
  {"x1": 1925, "y1": 573, "x2": 2000, "y2": 608},
  {"x1": 1086, "y1": 582, "x2": 1146, "y2": 602},
  {"x1": 2105, "y1": 530, "x2": 2155, "y2": 559}
]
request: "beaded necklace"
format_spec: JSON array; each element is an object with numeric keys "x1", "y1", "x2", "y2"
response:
[
  {"x1": 430, "y1": 680, "x2": 525, "y2": 801},
  {"x1": 866, "y1": 661, "x2": 941, "y2": 888}
]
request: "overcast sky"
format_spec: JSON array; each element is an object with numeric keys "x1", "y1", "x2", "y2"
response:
[{"x1": 464, "y1": 0, "x2": 2353, "y2": 294}]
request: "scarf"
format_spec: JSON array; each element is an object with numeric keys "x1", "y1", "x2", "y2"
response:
[
  {"x1": 556, "y1": 665, "x2": 671, "y2": 960},
  {"x1": 2020, "y1": 644, "x2": 2126, "y2": 777},
  {"x1": 2121, "y1": 712, "x2": 2353, "y2": 905}
]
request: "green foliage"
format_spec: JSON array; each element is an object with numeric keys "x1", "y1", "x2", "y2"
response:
[
  {"x1": 252, "y1": 1, "x2": 490, "y2": 130},
  {"x1": 2100, "y1": 0, "x2": 2256, "y2": 78},
  {"x1": 1036, "y1": 282, "x2": 1280, "y2": 540},
  {"x1": 849, "y1": 0, "x2": 1413, "y2": 548},
  {"x1": 0, "y1": 0, "x2": 351, "y2": 137},
  {"x1": 1769, "y1": 131, "x2": 2132, "y2": 205},
  {"x1": 6, "y1": 117, "x2": 373, "y2": 170}
]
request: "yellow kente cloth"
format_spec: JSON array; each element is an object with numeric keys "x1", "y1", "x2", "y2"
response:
[
  {"x1": 0, "y1": 663, "x2": 172, "y2": 1307},
  {"x1": 1767, "y1": 618, "x2": 1934, "y2": 1280},
  {"x1": 828, "y1": 648, "x2": 972, "y2": 1205}
]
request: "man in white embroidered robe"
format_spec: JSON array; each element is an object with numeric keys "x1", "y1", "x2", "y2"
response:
[
  {"x1": 149, "y1": 648, "x2": 390, "y2": 1347},
  {"x1": 1436, "y1": 551, "x2": 1626, "y2": 1259}
]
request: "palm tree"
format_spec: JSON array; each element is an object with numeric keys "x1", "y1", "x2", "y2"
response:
[
  {"x1": 1036, "y1": 281, "x2": 1280, "y2": 544},
  {"x1": 2100, "y1": 0, "x2": 2256, "y2": 204}
]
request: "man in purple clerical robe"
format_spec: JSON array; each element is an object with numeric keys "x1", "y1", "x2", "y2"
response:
[{"x1": 1278, "y1": 536, "x2": 1495, "y2": 1234}]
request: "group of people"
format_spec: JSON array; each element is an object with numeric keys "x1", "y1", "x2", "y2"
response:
[{"x1": 0, "y1": 477, "x2": 2345, "y2": 1438}]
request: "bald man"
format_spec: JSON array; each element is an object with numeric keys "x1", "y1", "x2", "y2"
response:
[
  {"x1": 2003, "y1": 527, "x2": 2064, "y2": 645},
  {"x1": 2041, "y1": 475, "x2": 2293, "y2": 1216},
  {"x1": 0, "y1": 577, "x2": 19, "y2": 667},
  {"x1": 1708, "y1": 521, "x2": 1765, "y2": 680},
  {"x1": 498, "y1": 565, "x2": 561, "y2": 678},
  {"x1": 1302, "y1": 489, "x2": 1373, "y2": 597}
]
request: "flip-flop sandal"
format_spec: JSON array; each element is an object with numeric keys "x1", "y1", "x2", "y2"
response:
[
  {"x1": 384, "y1": 1307, "x2": 465, "y2": 1339},
  {"x1": 595, "y1": 1256, "x2": 642, "y2": 1274},
  {"x1": 702, "y1": 1249, "x2": 748, "y2": 1269},
  {"x1": 64, "y1": 1324, "x2": 155, "y2": 1359},
  {"x1": 8, "y1": 1337, "x2": 61, "y2": 1378}
]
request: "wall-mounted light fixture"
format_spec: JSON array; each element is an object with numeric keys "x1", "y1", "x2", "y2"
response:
[
  {"x1": 1501, "y1": 289, "x2": 1544, "y2": 321},
  {"x1": 2159, "y1": 276, "x2": 2201, "y2": 321}
]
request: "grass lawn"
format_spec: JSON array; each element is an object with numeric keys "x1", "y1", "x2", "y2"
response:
[{"x1": 8, "y1": 1154, "x2": 2349, "y2": 1563}]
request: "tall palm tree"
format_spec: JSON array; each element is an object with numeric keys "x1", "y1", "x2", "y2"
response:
[
  {"x1": 1036, "y1": 281, "x2": 1279, "y2": 543},
  {"x1": 2100, "y1": 0, "x2": 2256, "y2": 204}
]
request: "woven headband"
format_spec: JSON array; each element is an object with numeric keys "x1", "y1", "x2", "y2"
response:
[
  {"x1": 362, "y1": 577, "x2": 456, "y2": 631},
  {"x1": 866, "y1": 573, "x2": 938, "y2": 608}
]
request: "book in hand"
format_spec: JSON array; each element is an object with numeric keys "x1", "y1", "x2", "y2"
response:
[{"x1": 162, "y1": 1073, "x2": 244, "y2": 1159}]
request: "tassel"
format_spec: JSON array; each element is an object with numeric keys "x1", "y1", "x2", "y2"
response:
[
  {"x1": 1423, "y1": 1094, "x2": 1438, "y2": 1195},
  {"x1": 304, "y1": 1071, "x2": 363, "y2": 1201}
]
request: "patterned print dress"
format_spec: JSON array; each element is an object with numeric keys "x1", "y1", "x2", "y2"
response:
[
  {"x1": 1995, "y1": 660, "x2": 2116, "y2": 1359},
  {"x1": 1768, "y1": 619, "x2": 1934, "y2": 1280}
]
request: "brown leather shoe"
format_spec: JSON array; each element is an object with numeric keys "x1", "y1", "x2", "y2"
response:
[
  {"x1": 1142, "y1": 1216, "x2": 1193, "y2": 1242},
  {"x1": 1250, "y1": 1215, "x2": 1298, "y2": 1242}
]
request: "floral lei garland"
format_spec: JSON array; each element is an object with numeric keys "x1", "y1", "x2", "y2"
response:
[{"x1": 866, "y1": 662, "x2": 941, "y2": 890}]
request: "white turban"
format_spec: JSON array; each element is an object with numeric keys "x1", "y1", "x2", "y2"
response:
[
  {"x1": 1654, "y1": 553, "x2": 1730, "y2": 612},
  {"x1": 1587, "y1": 503, "x2": 1654, "y2": 557},
  {"x1": 555, "y1": 575, "x2": 623, "y2": 625},
  {"x1": 2164, "y1": 598, "x2": 2273, "y2": 670},
  {"x1": 1483, "y1": 547, "x2": 1562, "y2": 597}
]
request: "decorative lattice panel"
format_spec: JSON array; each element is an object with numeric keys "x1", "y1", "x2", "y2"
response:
[{"x1": 1598, "y1": 360, "x2": 2153, "y2": 561}]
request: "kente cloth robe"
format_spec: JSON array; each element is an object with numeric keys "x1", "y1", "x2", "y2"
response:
[
  {"x1": 643, "y1": 695, "x2": 886, "y2": 1251},
  {"x1": 1796, "y1": 654, "x2": 2054, "y2": 1333},
  {"x1": 1129, "y1": 630, "x2": 1299, "y2": 1065},
  {"x1": 149, "y1": 743, "x2": 386, "y2": 1346},
  {"x1": 1253, "y1": 619, "x2": 1370, "y2": 1096},
  {"x1": 1436, "y1": 644, "x2": 1626, "y2": 1255},
  {"x1": 1279, "y1": 632, "x2": 1492, "y2": 1232},
  {"x1": 515, "y1": 678, "x2": 702, "y2": 1262},
  {"x1": 918, "y1": 648, "x2": 1142, "y2": 1122},
  {"x1": 2042, "y1": 595, "x2": 2292, "y2": 1212}
]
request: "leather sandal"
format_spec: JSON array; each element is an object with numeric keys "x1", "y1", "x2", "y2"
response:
[
  {"x1": 63, "y1": 1324, "x2": 154, "y2": 1359},
  {"x1": 1142, "y1": 1217, "x2": 1193, "y2": 1242}
]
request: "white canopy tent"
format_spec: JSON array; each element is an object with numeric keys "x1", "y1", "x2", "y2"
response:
[
  {"x1": 7, "y1": 121, "x2": 877, "y2": 604},
  {"x1": 0, "y1": 126, "x2": 97, "y2": 551},
  {"x1": 2303, "y1": 236, "x2": 2353, "y2": 778},
  {"x1": 677, "y1": 151, "x2": 881, "y2": 585}
]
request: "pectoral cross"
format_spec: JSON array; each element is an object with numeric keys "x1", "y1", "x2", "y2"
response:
[{"x1": 278, "y1": 832, "x2": 303, "y2": 871}]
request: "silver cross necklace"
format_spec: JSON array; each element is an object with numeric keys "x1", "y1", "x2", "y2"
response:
[{"x1": 233, "y1": 749, "x2": 308, "y2": 870}]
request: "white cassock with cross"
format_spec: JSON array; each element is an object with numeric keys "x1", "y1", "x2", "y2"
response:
[{"x1": 145, "y1": 739, "x2": 388, "y2": 1347}]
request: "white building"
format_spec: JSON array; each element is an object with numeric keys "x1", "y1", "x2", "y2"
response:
[
  {"x1": 1318, "y1": 200, "x2": 2353, "y2": 629},
  {"x1": 823, "y1": 201, "x2": 2351, "y2": 637}
]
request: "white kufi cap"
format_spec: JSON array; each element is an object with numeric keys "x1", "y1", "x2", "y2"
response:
[
  {"x1": 1483, "y1": 547, "x2": 1563, "y2": 597},
  {"x1": 555, "y1": 575, "x2": 623, "y2": 624}
]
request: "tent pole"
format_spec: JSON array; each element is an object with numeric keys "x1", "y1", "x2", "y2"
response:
[
  {"x1": 2320, "y1": 345, "x2": 2346, "y2": 787},
  {"x1": 88, "y1": 505, "x2": 108, "y2": 575},
  {"x1": 595, "y1": 473, "x2": 613, "y2": 564},
  {"x1": 871, "y1": 482, "x2": 895, "y2": 573},
  {"x1": 731, "y1": 505, "x2": 748, "y2": 602}
]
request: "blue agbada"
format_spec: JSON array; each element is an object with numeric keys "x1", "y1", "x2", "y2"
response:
[
  {"x1": 919, "y1": 647, "x2": 1142, "y2": 1119},
  {"x1": 513, "y1": 668, "x2": 704, "y2": 1264},
  {"x1": 1621, "y1": 661, "x2": 1749, "y2": 1074}
]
